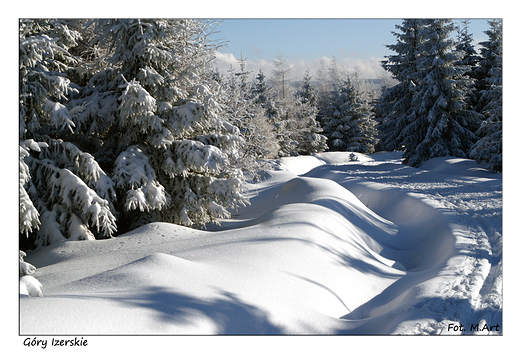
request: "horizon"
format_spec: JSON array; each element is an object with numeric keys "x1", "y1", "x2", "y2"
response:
[{"x1": 212, "y1": 19, "x2": 494, "y2": 81}]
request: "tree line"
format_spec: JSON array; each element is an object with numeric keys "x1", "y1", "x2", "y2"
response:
[{"x1": 19, "y1": 19, "x2": 502, "y2": 250}]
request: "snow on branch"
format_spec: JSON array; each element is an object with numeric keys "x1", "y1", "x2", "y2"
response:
[
  {"x1": 40, "y1": 139, "x2": 117, "y2": 209},
  {"x1": 38, "y1": 160, "x2": 117, "y2": 239},
  {"x1": 44, "y1": 99, "x2": 75, "y2": 132},
  {"x1": 118, "y1": 78, "x2": 174, "y2": 148},
  {"x1": 119, "y1": 78, "x2": 160, "y2": 130},
  {"x1": 113, "y1": 146, "x2": 169, "y2": 212},
  {"x1": 169, "y1": 140, "x2": 229, "y2": 176},
  {"x1": 19, "y1": 141, "x2": 48, "y2": 237}
]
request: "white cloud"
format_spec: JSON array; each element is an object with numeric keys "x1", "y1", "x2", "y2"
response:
[{"x1": 214, "y1": 51, "x2": 386, "y2": 81}]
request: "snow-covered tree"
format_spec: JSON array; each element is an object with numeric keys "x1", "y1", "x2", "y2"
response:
[
  {"x1": 268, "y1": 54, "x2": 327, "y2": 156},
  {"x1": 469, "y1": 19, "x2": 502, "y2": 171},
  {"x1": 376, "y1": 19, "x2": 426, "y2": 152},
  {"x1": 220, "y1": 63, "x2": 279, "y2": 170},
  {"x1": 291, "y1": 100, "x2": 328, "y2": 155},
  {"x1": 20, "y1": 19, "x2": 252, "y2": 250},
  {"x1": 319, "y1": 77, "x2": 376, "y2": 153},
  {"x1": 85, "y1": 19, "x2": 249, "y2": 230},
  {"x1": 19, "y1": 19, "x2": 119, "y2": 248},
  {"x1": 297, "y1": 68, "x2": 318, "y2": 107},
  {"x1": 383, "y1": 19, "x2": 481, "y2": 167},
  {"x1": 292, "y1": 69, "x2": 328, "y2": 154},
  {"x1": 315, "y1": 57, "x2": 331, "y2": 109},
  {"x1": 19, "y1": 19, "x2": 78, "y2": 140},
  {"x1": 251, "y1": 69, "x2": 269, "y2": 106},
  {"x1": 455, "y1": 19, "x2": 481, "y2": 109},
  {"x1": 19, "y1": 141, "x2": 43, "y2": 242},
  {"x1": 473, "y1": 20, "x2": 503, "y2": 114},
  {"x1": 271, "y1": 52, "x2": 293, "y2": 101}
]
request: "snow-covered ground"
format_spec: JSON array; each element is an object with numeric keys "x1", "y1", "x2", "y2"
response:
[{"x1": 19, "y1": 152, "x2": 503, "y2": 338}]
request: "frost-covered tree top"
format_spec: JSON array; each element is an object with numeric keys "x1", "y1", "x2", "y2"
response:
[{"x1": 456, "y1": 20, "x2": 480, "y2": 71}]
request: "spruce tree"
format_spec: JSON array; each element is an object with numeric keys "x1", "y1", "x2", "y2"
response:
[
  {"x1": 455, "y1": 19, "x2": 480, "y2": 109},
  {"x1": 85, "y1": 19, "x2": 249, "y2": 230},
  {"x1": 221, "y1": 63, "x2": 279, "y2": 169},
  {"x1": 469, "y1": 19, "x2": 502, "y2": 171},
  {"x1": 320, "y1": 77, "x2": 376, "y2": 153},
  {"x1": 268, "y1": 54, "x2": 326, "y2": 156},
  {"x1": 293, "y1": 69, "x2": 327, "y2": 154},
  {"x1": 19, "y1": 19, "x2": 118, "y2": 248},
  {"x1": 297, "y1": 68, "x2": 318, "y2": 107},
  {"x1": 20, "y1": 19, "x2": 251, "y2": 249},
  {"x1": 394, "y1": 19, "x2": 481, "y2": 166},
  {"x1": 376, "y1": 19, "x2": 425, "y2": 152}
]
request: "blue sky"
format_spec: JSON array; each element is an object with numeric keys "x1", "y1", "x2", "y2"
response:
[{"x1": 212, "y1": 19, "x2": 493, "y2": 79}]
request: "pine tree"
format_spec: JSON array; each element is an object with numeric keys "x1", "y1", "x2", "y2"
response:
[
  {"x1": 19, "y1": 19, "x2": 118, "y2": 248},
  {"x1": 84, "y1": 19, "x2": 249, "y2": 230},
  {"x1": 271, "y1": 52, "x2": 293, "y2": 101},
  {"x1": 20, "y1": 19, "x2": 251, "y2": 250},
  {"x1": 473, "y1": 20, "x2": 503, "y2": 114},
  {"x1": 455, "y1": 19, "x2": 480, "y2": 109},
  {"x1": 390, "y1": 19, "x2": 481, "y2": 167},
  {"x1": 291, "y1": 100, "x2": 328, "y2": 155},
  {"x1": 269, "y1": 54, "x2": 327, "y2": 156},
  {"x1": 376, "y1": 19, "x2": 426, "y2": 152},
  {"x1": 316, "y1": 57, "x2": 331, "y2": 109},
  {"x1": 294, "y1": 69, "x2": 328, "y2": 154},
  {"x1": 469, "y1": 19, "x2": 502, "y2": 171},
  {"x1": 320, "y1": 77, "x2": 376, "y2": 153},
  {"x1": 297, "y1": 68, "x2": 318, "y2": 107},
  {"x1": 251, "y1": 69, "x2": 269, "y2": 106},
  {"x1": 221, "y1": 63, "x2": 279, "y2": 169}
]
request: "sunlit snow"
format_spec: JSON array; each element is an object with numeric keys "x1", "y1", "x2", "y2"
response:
[{"x1": 20, "y1": 152, "x2": 502, "y2": 335}]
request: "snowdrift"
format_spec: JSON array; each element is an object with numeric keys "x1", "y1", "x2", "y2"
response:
[{"x1": 20, "y1": 152, "x2": 502, "y2": 335}]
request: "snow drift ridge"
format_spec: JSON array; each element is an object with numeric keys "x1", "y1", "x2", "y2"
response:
[{"x1": 21, "y1": 152, "x2": 480, "y2": 335}]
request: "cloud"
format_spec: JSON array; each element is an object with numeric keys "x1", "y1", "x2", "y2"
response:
[
  {"x1": 214, "y1": 51, "x2": 275, "y2": 77},
  {"x1": 214, "y1": 51, "x2": 386, "y2": 81}
]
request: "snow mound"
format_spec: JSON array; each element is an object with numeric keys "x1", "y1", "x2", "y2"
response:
[
  {"x1": 419, "y1": 156, "x2": 501, "y2": 180},
  {"x1": 20, "y1": 275, "x2": 43, "y2": 297},
  {"x1": 20, "y1": 152, "x2": 501, "y2": 335}
]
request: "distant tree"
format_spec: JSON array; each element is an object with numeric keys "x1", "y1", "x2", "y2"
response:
[
  {"x1": 268, "y1": 55, "x2": 327, "y2": 156},
  {"x1": 469, "y1": 19, "x2": 502, "y2": 171},
  {"x1": 221, "y1": 63, "x2": 279, "y2": 169},
  {"x1": 320, "y1": 77, "x2": 376, "y2": 153},
  {"x1": 251, "y1": 69, "x2": 269, "y2": 106},
  {"x1": 294, "y1": 69, "x2": 327, "y2": 154},
  {"x1": 297, "y1": 68, "x2": 318, "y2": 107},
  {"x1": 316, "y1": 57, "x2": 331, "y2": 108},
  {"x1": 236, "y1": 52, "x2": 251, "y2": 90},
  {"x1": 271, "y1": 52, "x2": 293, "y2": 101}
]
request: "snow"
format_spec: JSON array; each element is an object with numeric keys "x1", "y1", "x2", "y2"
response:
[{"x1": 19, "y1": 151, "x2": 503, "y2": 338}]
